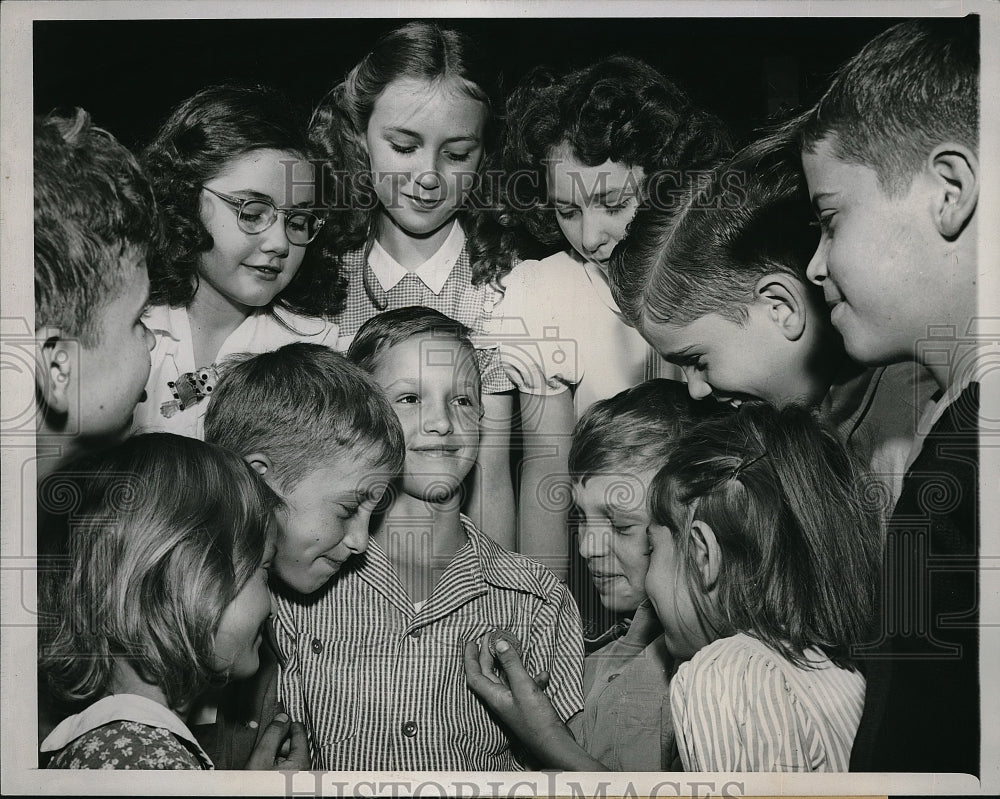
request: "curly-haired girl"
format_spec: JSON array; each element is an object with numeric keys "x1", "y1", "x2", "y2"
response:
[
  {"x1": 133, "y1": 85, "x2": 343, "y2": 439},
  {"x1": 490, "y1": 56, "x2": 730, "y2": 606}
]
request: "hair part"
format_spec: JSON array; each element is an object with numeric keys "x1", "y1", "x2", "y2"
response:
[
  {"x1": 204, "y1": 342, "x2": 405, "y2": 491},
  {"x1": 799, "y1": 17, "x2": 979, "y2": 195},
  {"x1": 649, "y1": 404, "x2": 883, "y2": 669},
  {"x1": 610, "y1": 143, "x2": 819, "y2": 330},
  {"x1": 34, "y1": 108, "x2": 160, "y2": 346},
  {"x1": 569, "y1": 379, "x2": 729, "y2": 484},
  {"x1": 40, "y1": 433, "x2": 278, "y2": 710},
  {"x1": 142, "y1": 84, "x2": 346, "y2": 316},
  {"x1": 500, "y1": 55, "x2": 731, "y2": 258}
]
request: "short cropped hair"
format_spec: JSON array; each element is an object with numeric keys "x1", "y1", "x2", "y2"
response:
[
  {"x1": 610, "y1": 146, "x2": 818, "y2": 329},
  {"x1": 204, "y1": 342, "x2": 405, "y2": 490},
  {"x1": 40, "y1": 433, "x2": 278, "y2": 710},
  {"x1": 799, "y1": 17, "x2": 979, "y2": 194},
  {"x1": 569, "y1": 379, "x2": 728, "y2": 484},
  {"x1": 347, "y1": 306, "x2": 482, "y2": 393},
  {"x1": 649, "y1": 404, "x2": 883, "y2": 669},
  {"x1": 34, "y1": 108, "x2": 159, "y2": 346}
]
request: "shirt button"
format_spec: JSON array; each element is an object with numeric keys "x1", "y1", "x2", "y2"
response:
[
  {"x1": 409, "y1": 629, "x2": 422, "y2": 640},
  {"x1": 608, "y1": 673, "x2": 620, "y2": 682},
  {"x1": 401, "y1": 721, "x2": 418, "y2": 738},
  {"x1": 248, "y1": 720, "x2": 259, "y2": 730},
  {"x1": 311, "y1": 638, "x2": 323, "y2": 654}
]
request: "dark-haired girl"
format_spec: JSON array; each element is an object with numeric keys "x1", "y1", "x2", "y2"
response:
[
  {"x1": 490, "y1": 55, "x2": 729, "y2": 603},
  {"x1": 133, "y1": 85, "x2": 342, "y2": 439}
]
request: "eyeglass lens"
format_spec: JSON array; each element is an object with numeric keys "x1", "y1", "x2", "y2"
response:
[{"x1": 239, "y1": 200, "x2": 322, "y2": 245}]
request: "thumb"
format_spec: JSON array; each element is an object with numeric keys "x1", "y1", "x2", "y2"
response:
[{"x1": 491, "y1": 637, "x2": 534, "y2": 688}]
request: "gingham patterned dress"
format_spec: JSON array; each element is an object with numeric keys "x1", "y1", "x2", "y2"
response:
[{"x1": 333, "y1": 243, "x2": 513, "y2": 394}]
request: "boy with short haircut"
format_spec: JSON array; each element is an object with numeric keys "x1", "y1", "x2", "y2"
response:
[
  {"x1": 798, "y1": 18, "x2": 980, "y2": 775},
  {"x1": 610, "y1": 151, "x2": 937, "y2": 510},
  {"x1": 201, "y1": 342, "x2": 406, "y2": 766},
  {"x1": 34, "y1": 108, "x2": 159, "y2": 481},
  {"x1": 273, "y1": 305, "x2": 580, "y2": 771}
]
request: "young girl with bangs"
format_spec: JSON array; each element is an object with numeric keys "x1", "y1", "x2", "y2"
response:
[
  {"x1": 39, "y1": 433, "x2": 307, "y2": 770},
  {"x1": 133, "y1": 85, "x2": 342, "y2": 440},
  {"x1": 466, "y1": 403, "x2": 883, "y2": 772},
  {"x1": 310, "y1": 21, "x2": 517, "y2": 545},
  {"x1": 490, "y1": 55, "x2": 730, "y2": 616}
]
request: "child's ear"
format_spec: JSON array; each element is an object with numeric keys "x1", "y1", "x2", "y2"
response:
[
  {"x1": 244, "y1": 452, "x2": 273, "y2": 478},
  {"x1": 35, "y1": 327, "x2": 75, "y2": 415},
  {"x1": 929, "y1": 143, "x2": 979, "y2": 238},
  {"x1": 754, "y1": 274, "x2": 807, "y2": 342},
  {"x1": 689, "y1": 520, "x2": 722, "y2": 592}
]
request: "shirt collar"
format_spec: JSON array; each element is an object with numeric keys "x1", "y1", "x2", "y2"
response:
[
  {"x1": 368, "y1": 221, "x2": 465, "y2": 295},
  {"x1": 39, "y1": 693, "x2": 213, "y2": 767},
  {"x1": 462, "y1": 516, "x2": 551, "y2": 602}
]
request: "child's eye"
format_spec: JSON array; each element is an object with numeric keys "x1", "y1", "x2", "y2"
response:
[
  {"x1": 396, "y1": 394, "x2": 420, "y2": 404},
  {"x1": 452, "y1": 395, "x2": 475, "y2": 407},
  {"x1": 285, "y1": 213, "x2": 310, "y2": 233},
  {"x1": 555, "y1": 208, "x2": 579, "y2": 221},
  {"x1": 811, "y1": 212, "x2": 835, "y2": 233}
]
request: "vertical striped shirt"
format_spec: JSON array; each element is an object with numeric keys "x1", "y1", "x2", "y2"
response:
[
  {"x1": 670, "y1": 633, "x2": 865, "y2": 771},
  {"x1": 273, "y1": 516, "x2": 585, "y2": 770}
]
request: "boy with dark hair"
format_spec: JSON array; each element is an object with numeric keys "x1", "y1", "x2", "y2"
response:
[
  {"x1": 799, "y1": 17, "x2": 980, "y2": 775},
  {"x1": 201, "y1": 342, "x2": 406, "y2": 767},
  {"x1": 34, "y1": 108, "x2": 159, "y2": 479}
]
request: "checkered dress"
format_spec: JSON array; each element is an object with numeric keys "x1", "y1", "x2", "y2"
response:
[{"x1": 333, "y1": 245, "x2": 514, "y2": 394}]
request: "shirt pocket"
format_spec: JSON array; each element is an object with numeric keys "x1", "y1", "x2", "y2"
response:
[
  {"x1": 297, "y1": 629, "x2": 363, "y2": 745},
  {"x1": 613, "y1": 688, "x2": 673, "y2": 771}
]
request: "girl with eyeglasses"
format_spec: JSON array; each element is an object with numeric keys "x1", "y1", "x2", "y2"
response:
[{"x1": 133, "y1": 85, "x2": 343, "y2": 439}]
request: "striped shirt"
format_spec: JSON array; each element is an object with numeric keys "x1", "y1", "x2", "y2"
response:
[
  {"x1": 332, "y1": 230, "x2": 513, "y2": 395},
  {"x1": 273, "y1": 516, "x2": 585, "y2": 770},
  {"x1": 671, "y1": 633, "x2": 865, "y2": 772}
]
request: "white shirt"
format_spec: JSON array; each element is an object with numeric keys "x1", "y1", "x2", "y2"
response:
[
  {"x1": 133, "y1": 303, "x2": 338, "y2": 439},
  {"x1": 489, "y1": 250, "x2": 678, "y2": 413}
]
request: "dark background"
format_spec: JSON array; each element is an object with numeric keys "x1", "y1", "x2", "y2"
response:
[{"x1": 34, "y1": 17, "x2": 904, "y2": 153}]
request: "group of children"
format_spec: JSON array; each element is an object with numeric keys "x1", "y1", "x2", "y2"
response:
[{"x1": 32, "y1": 17, "x2": 980, "y2": 775}]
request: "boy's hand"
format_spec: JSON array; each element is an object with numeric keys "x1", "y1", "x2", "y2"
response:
[
  {"x1": 244, "y1": 712, "x2": 310, "y2": 771},
  {"x1": 463, "y1": 636, "x2": 564, "y2": 745},
  {"x1": 464, "y1": 636, "x2": 606, "y2": 770}
]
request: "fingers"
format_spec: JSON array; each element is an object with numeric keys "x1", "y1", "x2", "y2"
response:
[
  {"x1": 279, "y1": 721, "x2": 310, "y2": 771},
  {"x1": 243, "y1": 712, "x2": 291, "y2": 770}
]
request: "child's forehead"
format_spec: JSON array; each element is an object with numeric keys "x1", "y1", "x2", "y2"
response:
[
  {"x1": 302, "y1": 453, "x2": 392, "y2": 496},
  {"x1": 376, "y1": 334, "x2": 480, "y2": 379}
]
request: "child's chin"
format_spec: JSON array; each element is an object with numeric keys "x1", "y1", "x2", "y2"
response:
[{"x1": 405, "y1": 476, "x2": 465, "y2": 504}]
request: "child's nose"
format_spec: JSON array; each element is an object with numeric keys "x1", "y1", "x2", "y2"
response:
[
  {"x1": 259, "y1": 215, "x2": 291, "y2": 256},
  {"x1": 806, "y1": 244, "x2": 828, "y2": 285},
  {"x1": 342, "y1": 515, "x2": 370, "y2": 555},
  {"x1": 578, "y1": 524, "x2": 611, "y2": 558},
  {"x1": 415, "y1": 168, "x2": 442, "y2": 192},
  {"x1": 683, "y1": 368, "x2": 713, "y2": 400},
  {"x1": 421, "y1": 402, "x2": 454, "y2": 435},
  {"x1": 580, "y1": 214, "x2": 608, "y2": 254}
]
